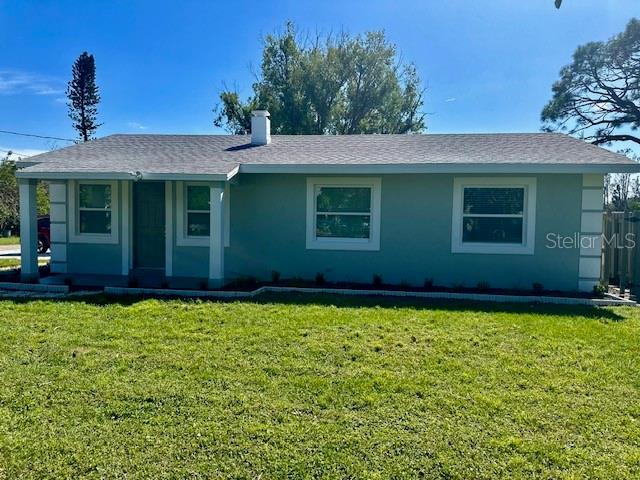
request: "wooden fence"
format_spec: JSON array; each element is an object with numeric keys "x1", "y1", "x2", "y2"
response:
[{"x1": 602, "y1": 211, "x2": 639, "y2": 291}]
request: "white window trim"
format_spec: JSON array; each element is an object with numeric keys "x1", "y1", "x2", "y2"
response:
[
  {"x1": 306, "y1": 177, "x2": 381, "y2": 251},
  {"x1": 176, "y1": 181, "x2": 230, "y2": 248},
  {"x1": 176, "y1": 181, "x2": 210, "y2": 247},
  {"x1": 68, "y1": 180, "x2": 119, "y2": 244},
  {"x1": 451, "y1": 177, "x2": 536, "y2": 255}
]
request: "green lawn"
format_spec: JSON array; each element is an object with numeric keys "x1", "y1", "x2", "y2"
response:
[
  {"x1": 0, "y1": 295, "x2": 638, "y2": 479},
  {"x1": 0, "y1": 258, "x2": 21, "y2": 268},
  {"x1": 0, "y1": 236, "x2": 19, "y2": 246},
  {"x1": 0, "y1": 258, "x2": 49, "y2": 269}
]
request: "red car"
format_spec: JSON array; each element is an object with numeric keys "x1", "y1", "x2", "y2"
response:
[{"x1": 37, "y1": 216, "x2": 50, "y2": 253}]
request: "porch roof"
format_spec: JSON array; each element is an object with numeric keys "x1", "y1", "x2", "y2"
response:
[{"x1": 16, "y1": 132, "x2": 640, "y2": 179}]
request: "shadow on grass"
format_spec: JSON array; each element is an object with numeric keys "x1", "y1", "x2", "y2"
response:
[{"x1": 1, "y1": 290, "x2": 627, "y2": 322}]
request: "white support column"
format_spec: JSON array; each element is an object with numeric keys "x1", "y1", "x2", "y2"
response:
[
  {"x1": 208, "y1": 185, "x2": 225, "y2": 288},
  {"x1": 121, "y1": 180, "x2": 130, "y2": 276},
  {"x1": 165, "y1": 181, "x2": 173, "y2": 278},
  {"x1": 18, "y1": 179, "x2": 38, "y2": 282}
]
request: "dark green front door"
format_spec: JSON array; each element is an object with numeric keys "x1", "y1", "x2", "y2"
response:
[{"x1": 133, "y1": 182, "x2": 165, "y2": 269}]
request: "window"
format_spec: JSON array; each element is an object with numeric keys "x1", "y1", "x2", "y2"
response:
[
  {"x1": 306, "y1": 177, "x2": 381, "y2": 251},
  {"x1": 78, "y1": 184, "x2": 112, "y2": 234},
  {"x1": 186, "y1": 185, "x2": 210, "y2": 237},
  {"x1": 68, "y1": 180, "x2": 119, "y2": 244},
  {"x1": 452, "y1": 177, "x2": 536, "y2": 254},
  {"x1": 176, "y1": 182, "x2": 229, "y2": 248}
]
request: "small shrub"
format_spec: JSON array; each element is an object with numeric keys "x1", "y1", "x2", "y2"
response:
[
  {"x1": 372, "y1": 274, "x2": 383, "y2": 288},
  {"x1": 128, "y1": 278, "x2": 139, "y2": 288},
  {"x1": 315, "y1": 272, "x2": 326, "y2": 285},
  {"x1": 271, "y1": 270, "x2": 281, "y2": 283},
  {"x1": 476, "y1": 281, "x2": 490, "y2": 292},
  {"x1": 423, "y1": 278, "x2": 434, "y2": 290},
  {"x1": 532, "y1": 282, "x2": 544, "y2": 295},
  {"x1": 593, "y1": 282, "x2": 607, "y2": 296},
  {"x1": 160, "y1": 280, "x2": 170, "y2": 289},
  {"x1": 452, "y1": 282, "x2": 465, "y2": 292},
  {"x1": 199, "y1": 280, "x2": 208, "y2": 291},
  {"x1": 399, "y1": 280, "x2": 410, "y2": 291}
]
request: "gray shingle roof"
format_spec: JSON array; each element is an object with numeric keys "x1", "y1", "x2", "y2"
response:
[{"x1": 17, "y1": 132, "x2": 639, "y2": 178}]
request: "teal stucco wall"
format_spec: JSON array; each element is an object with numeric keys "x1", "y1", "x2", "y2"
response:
[
  {"x1": 225, "y1": 173, "x2": 583, "y2": 291},
  {"x1": 61, "y1": 173, "x2": 584, "y2": 291}
]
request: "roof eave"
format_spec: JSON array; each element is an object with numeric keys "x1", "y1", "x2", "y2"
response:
[
  {"x1": 15, "y1": 169, "x2": 237, "y2": 181},
  {"x1": 238, "y1": 163, "x2": 640, "y2": 174}
]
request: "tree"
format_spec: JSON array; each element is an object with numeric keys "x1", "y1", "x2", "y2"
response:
[
  {"x1": 0, "y1": 154, "x2": 49, "y2": 235},
  {"x1": 604, "y1": 150, "x2": 639, "y2": 211},
  {"x1": 555, "y1": 0, "x2": 562, "y2": 8},
  {"x1": 67, "y1": 51, "x2": 101, "y2": 142},
  {"x1": 214, "y1": 23, "x2": 426, "y2": 135},
  {"x1": 542, "y1": 19, "x2": 640, "y2": 146},
  {"x1": 0, "y1": 156, "x2": 19, "y2": 234}
]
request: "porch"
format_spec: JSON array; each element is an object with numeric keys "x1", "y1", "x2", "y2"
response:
[{"x1": 17, "y1": 178, "x2": 228, "y2": 288}]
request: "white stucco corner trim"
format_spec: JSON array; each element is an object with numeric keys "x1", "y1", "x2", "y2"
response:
[
  {"x1": 451, "y1": 177, "x2": 537, "y2": 255},
  {"x1": 305, "y1": 177, "x2": 382, "y2": 251},
  {"x1": 578, "y1": 174, "x2": 604, "y2": 292}
]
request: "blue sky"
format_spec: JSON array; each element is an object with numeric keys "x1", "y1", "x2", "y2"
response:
[{"x1": 0, "y1": 0, "x2": 636, "y2": 157}]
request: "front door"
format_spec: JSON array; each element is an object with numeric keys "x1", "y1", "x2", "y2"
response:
[{"x1": 133, "y1": 182, "x2": 165, "y2": 270}]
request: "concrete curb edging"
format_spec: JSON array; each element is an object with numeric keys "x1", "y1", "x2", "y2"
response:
[
  {"x1": 0, "y1": 282, "x2": 69, "y2": 293},
  {"x1": 103, "y1": 285, "x2": 635, "y2": 306}
]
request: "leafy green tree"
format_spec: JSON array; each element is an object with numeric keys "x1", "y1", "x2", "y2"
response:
[
  {"x1": 0, "y1": 155, "x2": 49, "y2": 235},
  {"x1": 67, "y1": 51, "x2": 101, "y2": 142},
  {"x1": 214, "y1": 23, "x2": 426, "y2": 135},
  {"x1": 555, "y1": 0, "x2": 562, "y2": 8},
  {"x1": 0, "y1": 156, "x2": 19, "y2": 233},
  {"x1": 542, "y1": 19, "x2": 640, "y2": 146}
]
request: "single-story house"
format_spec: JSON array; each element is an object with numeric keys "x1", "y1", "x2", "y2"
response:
[{"x1": 16, "y1": 111, "x2": 640, "y2": 292}]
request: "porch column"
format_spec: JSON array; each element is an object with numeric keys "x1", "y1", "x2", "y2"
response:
[
  {"x1": 18, "y1": 178, "x2": 38, "y2": 282},
  {"x1": 208, "y1": 185, "x2": 225, "y2": 288}
]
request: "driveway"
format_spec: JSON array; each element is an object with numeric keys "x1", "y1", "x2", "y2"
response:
[{"x1": 0, "y1": 244, "x2": 50, "y2": 260}]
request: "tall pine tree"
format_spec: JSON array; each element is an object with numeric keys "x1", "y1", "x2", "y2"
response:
[{"x1": 67, "y1": 52, "x2": 101, "y2": 142}]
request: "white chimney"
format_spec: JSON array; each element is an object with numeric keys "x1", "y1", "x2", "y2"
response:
[{"x1": 251, "y1": 110, "x2": 271, "y2": 145}]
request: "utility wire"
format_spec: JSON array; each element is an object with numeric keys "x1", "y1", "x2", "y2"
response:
[
  {"x1": 0, "y1": 129, "x2": 75, "y2": 142},
  {"x1": 0, "y1": 148, "x2": 33, "y2": 158}
]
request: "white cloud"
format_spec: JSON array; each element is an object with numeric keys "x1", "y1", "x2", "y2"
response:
[
  {"x1": 127, "y1": 121, "x2": 148, "y2": 130},
  {"x1": 0, "y1": 70, "x2": 64, "y2": 96},
  {"x1": 445, "y1": 97, "x2": 457, "y2": 103}
]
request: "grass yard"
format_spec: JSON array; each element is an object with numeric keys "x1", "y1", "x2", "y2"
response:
[
  {"x1": 0, "y1": 236, "x2": 19, "y2": 246},
  {"x1": 0, "y1": 258, "x2": 49, "y2": 269},
  {"x1": 0, "y1": 295, "x2": 638, "y2": 479},
  {"x1": 0, "y1": 259, "x2": 21, "y2": 269}
]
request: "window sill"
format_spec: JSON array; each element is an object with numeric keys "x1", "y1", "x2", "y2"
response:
[
  {"x1": 69, "y1": 233, "x2": 119, "y2": 245},
  {"x1": 306, "y1": 238, "x2": 380, "y2": 251},
  {"x1": 176, "y1": 236, "x2": 210, "y2": 247},
  {"x1": 451, "y1": 242, "x2": 534, "y2": 255}
]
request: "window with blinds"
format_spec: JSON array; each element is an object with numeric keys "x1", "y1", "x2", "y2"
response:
[{"x1": 462, "y1": 187, "x2": 525, "y2": 244}]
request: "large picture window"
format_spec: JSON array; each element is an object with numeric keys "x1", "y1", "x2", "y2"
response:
[
  {"x1": 452, "y1": 178, "x2": 536, "y2": 254},
  {"x1": 306, "y1": 177, "x2": 381, "y2": 251}
]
